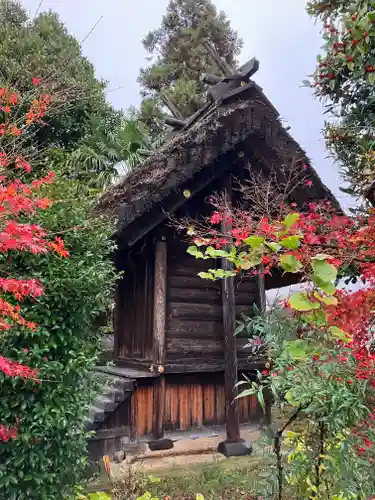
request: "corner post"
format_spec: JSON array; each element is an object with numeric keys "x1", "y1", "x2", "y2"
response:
[
  {"x1": 151, "y1": 237, "x2": 169, "y2": 446},
  {"x1": 256, "y1": 268, "x2": 266, "y2": 313},
  {"x1": 217, "y1": 175, "x2": 252, "y2": 457},
  {"x1": 257, "y1": 268, "x2": 271, "y2": 426}
]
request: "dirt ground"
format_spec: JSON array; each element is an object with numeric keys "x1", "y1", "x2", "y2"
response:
[{"x1": 110, "y1": 426, "x2": 261, "y2": 474}]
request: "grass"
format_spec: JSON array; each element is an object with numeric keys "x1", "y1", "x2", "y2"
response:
[{"x1": 109, "y1": 454, "x2": 276, "y2": 500}]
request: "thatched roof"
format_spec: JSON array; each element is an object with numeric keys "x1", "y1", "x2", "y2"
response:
[{"x1": 97, "y1": 83, "x2": 339, "y2": 237}]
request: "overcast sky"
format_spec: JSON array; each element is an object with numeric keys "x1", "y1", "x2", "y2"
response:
[{"x1": 21, "y1": 0, "x2": 354, "y2": 211}]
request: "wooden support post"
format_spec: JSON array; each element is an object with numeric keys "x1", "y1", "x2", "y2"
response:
[
  {"x1": 217, "y1": 176, "x2": 252, "y2": 457},
  {"x1": 257, "y1": 267, "x2": 266, "y2": 313},
  {"x1": 151, "y1": 238, "x2": 167, "y2": 442},
  {"x1": 257, "y1": 267, "x2": 272, "y2": 426},
  {"x1": 220, "y1": 176, "x2": 240, "y2": 443}
]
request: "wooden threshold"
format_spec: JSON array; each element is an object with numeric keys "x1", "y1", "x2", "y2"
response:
[
  {"x1": 164, "y1": 358, "x2": 264, "y2": 374},
  {"x1": 96, "y1": 364, "x2": 159, "y2": 379}
]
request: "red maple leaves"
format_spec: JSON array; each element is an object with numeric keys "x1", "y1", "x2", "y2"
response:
[
  {"x1": 0, "y1": 81, "x2": 69, "y2": 441},
  {"x1": 192, "y1": 197, "x2": 375, "y2": 464}
]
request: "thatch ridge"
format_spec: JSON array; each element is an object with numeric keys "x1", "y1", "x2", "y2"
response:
[{"x1": 97, "y1": 87, "x2": 339, "y2": 232}]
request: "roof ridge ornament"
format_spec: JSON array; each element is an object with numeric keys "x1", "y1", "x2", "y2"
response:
[{"x1": 162, "y1": 41, "x2": 260, "y2": 132}]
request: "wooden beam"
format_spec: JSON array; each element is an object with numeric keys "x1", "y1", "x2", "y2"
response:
[
  {"x1": 160, "y1": 93, "x2": 184, "y2": 120},
  {"x1": 152, "y1": 238, "x2": 167, "y2": 440},
  {"x1": 220, "y1": 175, "x2": 241, "y2": 442},
  {"x1": 257, "y1": 267, "x2": 267, "y2": 312},
  {"x1": 152, "y1": 376, "x2": 166, "y2": 440},
  {"x1": 164, "y1": 116, "x2": 186, "y2": 130},
  {"x1": 256, "y1": 267, "x2": 271, "y2": 426},
  {"x1": 204, "y1": 40, "x2": 232, "y2": 76},
  {"x1": 152, "y1": 238, "x2": 167, "y2": 366},
  {"x1": 124, "y1": 149, "x2": 243, "y2": 247}
]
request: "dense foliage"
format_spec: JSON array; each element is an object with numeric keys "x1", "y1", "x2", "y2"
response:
[
  {"x1": 0, "y1": 80, "x2": 116, "y2": 498},
  {"x1": 137, "y1": 0, "x2": 242, "y2": 132},
  {"x1": 0, "y1": 78, "x2": 65, "y2": 443},
  {"x1": 0, "y1": 0, "x2": 119, "y2": 152},
  {"x1": 65, "y1": 115, "x2": 156, "y2": 188},
  {"x1": 183, "y1": 189, "x2": 375, "y2": 498},
  {"x1": 307, "y1": 0, "x2": 375, "y2": 201}
]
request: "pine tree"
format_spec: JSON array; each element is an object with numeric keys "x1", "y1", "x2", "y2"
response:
[{"x1": 138, "y1": 0, "x2": 242, "y2": 129}]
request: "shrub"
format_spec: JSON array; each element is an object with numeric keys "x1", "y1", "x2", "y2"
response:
[
  {"x1": 0, "y1": 178, "x2": 117, "y2": 499},
  {"x1": 0, "y1": 81, "x2": 117, "y2": 499},
  {"x1": 185, "y1": 195, "x2": 375, "y2": 498}
]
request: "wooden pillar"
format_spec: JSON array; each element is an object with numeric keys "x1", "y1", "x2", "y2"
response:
[
  {"x1": 220, "y1": 175, "x2": 241, "y2": 443},
  {"x1": 257, "y1": 267, "x2": 272, "y2": 425},
  {"x1": 256, "y1": 268, "x2": 266, "y2": 313},
  {"x1": 152, "y1": 237, "x2": 167, "y2": 441}
]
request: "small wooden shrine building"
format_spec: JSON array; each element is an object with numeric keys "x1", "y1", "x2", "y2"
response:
[{"x1": 88, "y1": 48, "x2": 338, "y2": 461}]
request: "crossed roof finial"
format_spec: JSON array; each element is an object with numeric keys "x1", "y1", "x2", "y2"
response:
[{"x1": 161, "y1": 41, "x2": 260, "y2": 132}]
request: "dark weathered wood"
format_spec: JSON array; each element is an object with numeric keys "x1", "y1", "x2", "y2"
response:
[
  {"x1": 220, "y1": 175, "x2": 241, "y2": 442},
  {"x1": 265, "y1": 269, "x2": 303, "y2": 291},
  {"x1": 168, "y1": 275, "x2": 220, "y2": 289},
  {"x1": 171, "y1": 260, "x2": 216, "y2": 275},
  {"x1": 168, "y1": 286, "x2": 221, "y2": 304},
  {"x1": 115, "y1": 244, "x2": 155, "y2": 361},
  {"x1": 204, "y1": 41, "x2": 232, "y2": 76},
  {"x1": 164, "y1": 359, "x2": 264, "y2": 374},
  {"x1": 167, "y1": 337, "x2": 224, "y2": 356},
  {"x1": 160, "y1": 94, "x2": 184, "y2": 120},
  {"x1": 124, "y1": 149, "x2": 243, "y2": 247},
  {"x1": 257, "y1": 267, "x2": 267, "y2": 312},
  {"x1": 168, "y1": 302, "x2": 222, "y2": 321},
  {"x1": 152, "y1": 238, "x2": 167, "y2": 440},
  {"x1": 153, "y1": 239, "x2": 167, "y2": 366},
  {"x1": 164, "y1": 116, "x2": 186, "y2": 130},
  {"x1": 166, "y1": 319, "x2": 222, "y2": 339},
  {"x1": 115, "y1": 357, "x2": 153, "y2": 370},
  {"x1": 89, "y1": 426, "x2": 129, "y2": 441},
  {"x1": 152, "y1": 376, "x2": 166, "y2": 440}
]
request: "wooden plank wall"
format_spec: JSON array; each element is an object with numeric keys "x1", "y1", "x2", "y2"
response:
[
  {"x1": 166, "y1": 239, "x2": 223, "y2": 361},
  {"x1": 166, "y1": 239, "x2": 259, "y2": 365},
  {"x1": 115, "y1": 244, "x2": 154, "y2": 361},
  {"x1": 130, "y1": 374, "x2": 261, "y2": 437}
]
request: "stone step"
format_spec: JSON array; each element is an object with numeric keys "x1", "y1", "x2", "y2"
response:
[
  {"x1": 93, "y1": 395, "x2": 119, "y2": 412},
  {"x1": 84, "y1": 417, "x2": 100, "y2": 432},
  {"x1": 101, "y1": 386, "x2": 127, "y2": 403},
  {"x1": 93, "y1": 371, "x2": 134, "y2": 392},
  {"x1": 89, "y1": 406, "x2": 107, "y2": 423}
]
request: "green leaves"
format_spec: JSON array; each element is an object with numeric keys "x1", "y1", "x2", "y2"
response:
[
  {"x1": 312, "y1": 276, "x2": 336, "y2": 295},
  {"x1": 0, "y1": 177, "x2": 117, "y2": 499},
  {"x1": 280, "y1": 235, "x2": 301, "y2": 249},
  {"x1": 283, "y1": 213, "x2": 300, "y2": 228},
  {"x1": 311, "y1": 256, "x2": 338, "y2": 283},
  {"x1": 289, "y1": 292, "x2": 320, "y2": 311},
  {"x1": 198, "y1": 269, "x2": 236, "y2": 280},
  {"x1": 187, "y1": 246, "x2": 205, "y2": 259},
  {"x1": 329, "y1": 326, "x2": 350, "y2": 342},
  {"x1": 244, "y1": 236, "x2": 264, "y2": 248},
  {"x1": 285, "y1": 389, "x2": 299, "y2": 406},
  {"x1": 87, "y1": 493, "x2": 111, "y2": 500},
  {"x1": 265, "y1": 241, "x2": 282, "y2": 252},
  {"x1": 280, "y1": 254, "x2": 302, "y2": 273},
  {"x1": 313, "y1": 291, "x2": 338, "y2": 306},
  {"x1": 187, "y1": 245, "x2": 231, "y2": 260},
  {"x1": 284, "y1": 340, "x2": 310, "y2": 360}
]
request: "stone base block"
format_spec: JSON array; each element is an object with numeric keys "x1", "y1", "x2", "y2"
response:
[
  {"x1": 217, "y1": 439, "x2": 253, "y2": 458},
  {"x1": 148, "y1": 438, "x2": 174, "y2": 451}
]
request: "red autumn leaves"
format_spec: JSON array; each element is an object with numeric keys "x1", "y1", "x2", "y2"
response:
[
  {"x1": 0, "y1": 81, "x2": 68, "y2": 441},
  {"x1": 0, "y1": 77, "x2": 50, "y2": 134}
]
